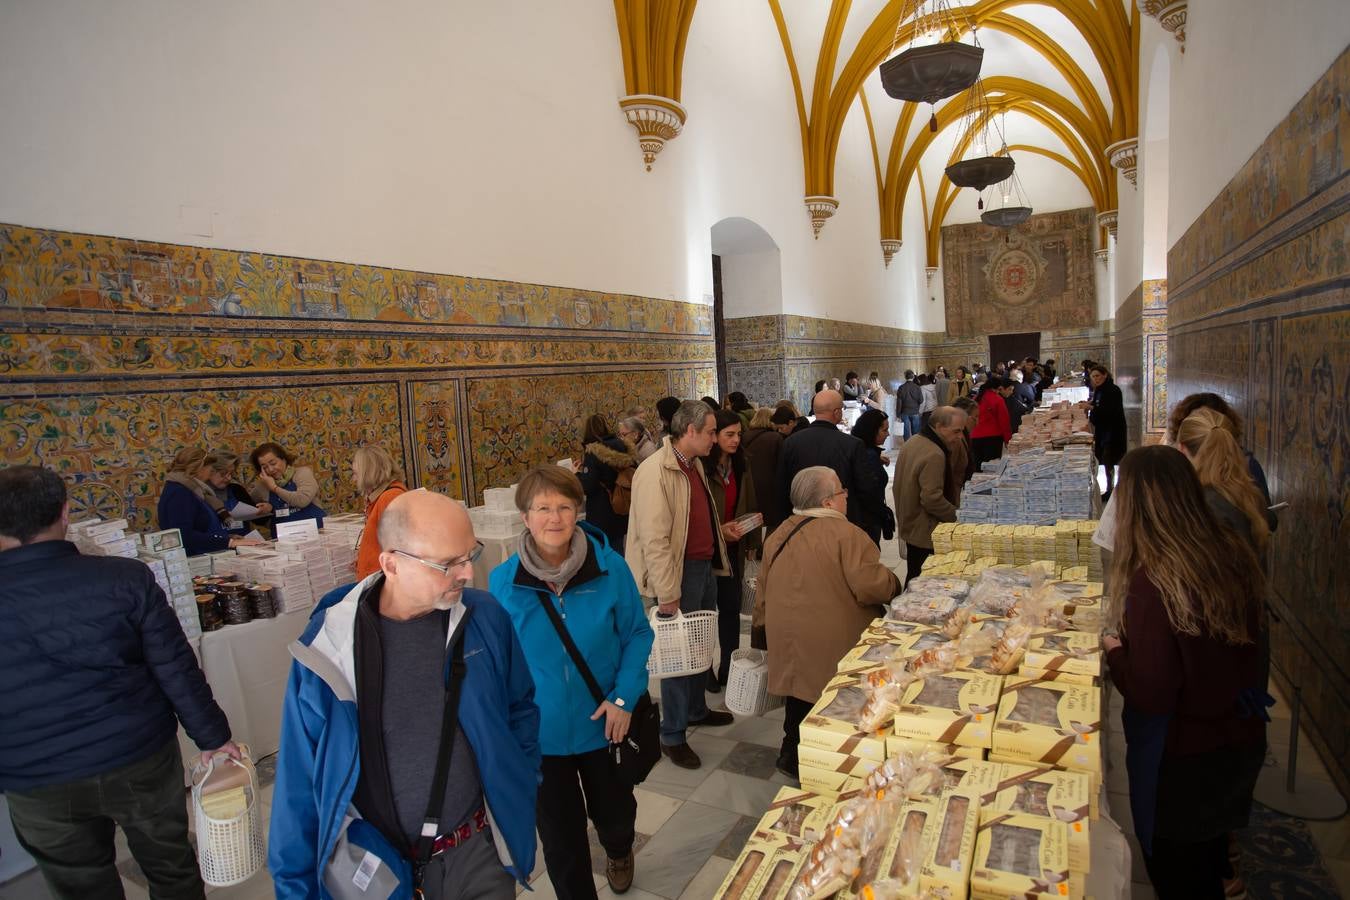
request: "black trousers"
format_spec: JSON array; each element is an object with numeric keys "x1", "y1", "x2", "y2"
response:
[
  {"x1": 780, "y1": 696, "x2": 814, "y2": 769},
  {"x1": 1144, "y1": 834, "x2": 1229, "y2": 900},
  {"x1": 6, "y1": 739, "x2": 203, "y2": 900},
  {"x1": 905, "y1": 544, "x2": 932, "y2": 586},
  {"x1": 714, "y1": 556, "x2": 743, "y2": 682},
  {"x1": 971, "y1": 435, "x2": 1004, "y2": 470},
  {"x1": 537, "y1": 748, "x2": 637, "y2": 900}
]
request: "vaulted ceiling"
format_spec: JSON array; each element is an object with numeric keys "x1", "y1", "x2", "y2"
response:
[{"x1": 613, "y1": 0, "x2": 1144, "y2": 266}]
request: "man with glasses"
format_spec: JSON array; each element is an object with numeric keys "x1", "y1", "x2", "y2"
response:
[
  {"x1": 270, "y1": 489, "x2": 540, "y2": 899},
  {"x1": 626, "y1": 399, "x2": 736, "y2": 769}
]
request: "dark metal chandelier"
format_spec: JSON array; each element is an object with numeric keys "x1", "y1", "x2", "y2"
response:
[
  {"x1": 944, "y1": 77, "x2": 1014, "y2": 205},
  {"x1": 981, "y1": 114, "x2": 1032, "y2": 234},
  {"x1": 879, "y1": 0, "x2": 982, "y2": 131}
]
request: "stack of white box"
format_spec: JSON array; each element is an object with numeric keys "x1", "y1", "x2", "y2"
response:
[
  {"x1": 469, "y1": 485, "x2": 525, "y2": 539},
  {"x1": 224, "y1": 545, "x2": 274, "y2": 584},
  {"x1": 188, "y1": 554, "x2": 213, "y2": 576},
  {"x1": 138, "y1": 529, "x2": 201, "y2": 639},
  {"x1": 69, "y1": 518, "x2": 139, "y2": 558},
  {"x1": 263, "y1": 555, "x2": 316, "y2": 613},
  {"x1": 207, "y1": 549, "x2": 239, "y2": 576},
  {"x1": 278, "y1": 537, "x2": 335, "y2": 598},
  {"x1": 321, "y1": 514, "x2": 364, "y2": 587}
]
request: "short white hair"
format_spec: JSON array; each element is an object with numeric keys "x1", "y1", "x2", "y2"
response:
[{"x1": 790, "y1": 466, "x2": 839, "y2": 510}]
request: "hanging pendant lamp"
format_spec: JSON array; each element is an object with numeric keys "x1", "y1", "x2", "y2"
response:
[
  {"x1": 980, "y1": 121, "x2": 1033, "y2": 235},
  {"x1": 879, "y1": 0, "x2": 982, "y2": 131},
  {"x1": 943, "y1": 77, "x2": 1014, "y2": 206}
]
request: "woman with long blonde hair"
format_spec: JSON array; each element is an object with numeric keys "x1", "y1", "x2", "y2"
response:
[
  {"x1": 1102, "y1": 445, "x2": 1267, "y2": 899},
  {"x1": 1175, "y1": 408, "x2": 1274, "y2": 555},
  {"x1": 352, "y1": 446, "x2": 407, "y2": 579}
]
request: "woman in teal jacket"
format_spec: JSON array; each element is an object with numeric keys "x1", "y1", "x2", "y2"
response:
[{"x1": 489, "y1": 465, "x2": 654, "y2": 900}]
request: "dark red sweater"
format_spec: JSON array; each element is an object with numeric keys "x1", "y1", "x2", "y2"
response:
[
  {"x1": 970, "y1": 389, "x2": 1011, "y2": 442},
  {"x1": 1106, "y1": 569, "x2": 1265, "y2": 757},
  {"x1": 678, "y1": 455, "x2": 714, "y2": 561}
]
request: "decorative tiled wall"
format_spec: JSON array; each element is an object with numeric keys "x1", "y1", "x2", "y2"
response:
[
  {"x1": 0, "y1": 224, "x2": 716, "y2": 526},
  {"x1": 1167, "y1": 47, "x2": 1350, "y2": 796},
  {"x1": 1113, "y1": 279, "x2": 1168, "y2": 446},
  {"x1": 939, "y1": 208, "x2": 1098, "y2": 337}
]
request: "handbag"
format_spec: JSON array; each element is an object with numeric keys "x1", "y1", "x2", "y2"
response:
[{"x1": 537, "y1": 595, "x2": 661, "y2": 786}]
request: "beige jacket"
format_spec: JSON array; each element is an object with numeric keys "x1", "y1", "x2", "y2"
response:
[
  {"x1": 756, "y1": 509, "x2": 900, "y2": 702},
  {"x1": 892, "y1": 433, "x2": 958, "y2": 549},
  {"x1": 248, "y1": 465, "x2": 321, "y2": 508},
  {"x1": 625, "y1": 437, "x2": 730, "y2": 603}
]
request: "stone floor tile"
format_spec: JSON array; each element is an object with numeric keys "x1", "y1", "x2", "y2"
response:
[
  {"x1": 632, "y1": 789, "x2": 685, "y2": 836},
  {"x1": 678, "y1": 855, "x2": 734, "y2": 900},
  {"x1": 632, "y1": 802, "x2": 740, "y2": 898},
  {"x1": 688, "y1": 770, "x2": 783, "y2": 818}
]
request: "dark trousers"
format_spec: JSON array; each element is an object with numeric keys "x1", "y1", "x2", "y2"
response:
[
  {"x1": 537, "y1": 749, "x2": 637, "y2": 900},
  {"x1": 714, "y1": 556, "x2": 743, "y2": 683},
  {"x1": 6, "y1": 739, "x2": 203, "y2": 900},
  {"x1": 779, "y1": 696, "x2": 814, "y2": 770},
  {"x1": 660, "y1": 559, "x2": 716, "y2": 744},
  {"x1": 904, "y1": 544, "x2": 932, "y2": 585},
  {"x1": 971, "y1": 436, "x2": 1004, "y2": 470},
  {"x1": 1144, "y1": 834, "x2": 1229, "y2": 900},
  {"x1": 421, "y1": 827, "x2": 515, "y2": 900}
]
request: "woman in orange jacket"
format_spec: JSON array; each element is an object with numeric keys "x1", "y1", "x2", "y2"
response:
[{"x1": 351, "y1": 446, "x2": 408, "y2": 579}]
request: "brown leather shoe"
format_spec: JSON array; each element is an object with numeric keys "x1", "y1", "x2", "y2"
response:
[
  {"x1": 690, "y1": 709, "x2": 734, "y2": 728},
  {"x1": 607, "y1": 850, "x2": 635, "y2": 894},
  {"x1": 661, "y1": 742, "x2": 702, "y2": 769}
]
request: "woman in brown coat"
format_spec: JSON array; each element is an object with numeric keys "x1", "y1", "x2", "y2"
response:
[
  {"x1": 754, "y1": 465, "x2": 901, "y2": 778},
  {"x1": 741, "y1": 407, "x2": 787, "y2": 531}
]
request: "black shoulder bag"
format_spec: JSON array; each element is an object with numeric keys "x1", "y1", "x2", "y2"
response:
[
  {"x1": 410, "y1": 613, "x2": 470, "y2": 896},
  {"x1": 537, "y1": 594, "x2": 661, "y2": 786}
]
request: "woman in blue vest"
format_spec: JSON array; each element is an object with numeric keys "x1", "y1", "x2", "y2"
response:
[
  {"x1": 157, "y1": 447, "x2": 252, "y2": 555},
  {"x1": 247, "y1": 441, "x2": 325, "y2": 528}
]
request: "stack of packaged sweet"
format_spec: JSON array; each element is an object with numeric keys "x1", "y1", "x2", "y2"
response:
[
  {"x1": 717, "y1": 563, "x2": 1105, "y2": 899},
  {"x1": 1007, "y1": 403, "x2": 1093, "y2": 455},
  {"x1": 927, "y1": 521, "x2": 1102, "y2": 582},
  {"x1": 957, "y1": 450, "x2": 1096, "y2": 525}
]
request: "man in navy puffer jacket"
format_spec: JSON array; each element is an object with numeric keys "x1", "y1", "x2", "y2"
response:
[{"x1": 0, "y1": 465, "x2": 237, "y2": 900}]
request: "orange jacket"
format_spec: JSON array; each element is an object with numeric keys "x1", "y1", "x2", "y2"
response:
[{"x1": 355, "y1": 481, "x2": 408, "y2": 579}]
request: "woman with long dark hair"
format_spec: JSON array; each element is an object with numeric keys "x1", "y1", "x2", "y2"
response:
[
  {"x1": 705, "y1": 409, "x2": 762, "y2": 689},
  {"x1": 1102, "y1": 446, "x2": 1267, "y2": 899},
  {"x1": 849, "y1": 408, "x2": 893, "y2": 546},
  {"x1": 1088, "y1": 364, "x2": 1127, "y2": 499}
]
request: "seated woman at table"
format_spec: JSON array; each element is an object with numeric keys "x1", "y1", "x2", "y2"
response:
[
  {"x1": 203, "y1": 450, "x2": 270, "y2": 536},
  {"x1": 248, "y1": 441, "x2": 325, "y2": 528},
  {"x1": 352, "y1": 446, "x2": 407, "y2": 580},
  {"x1": 489, "y1": 465, "x2": 654, "y2": 898},
  {"x1": 158, "y1": 447, "x2": 255, "y2": 555}
]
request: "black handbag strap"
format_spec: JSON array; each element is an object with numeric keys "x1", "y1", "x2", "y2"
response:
[
  {"x1": 411, "y1": 609, "x2": 472, "y2": 887},
  {"x1": 767, "y1": 516, "x2": 815, "y2": 569},
  {"x1": 537, "y1": 592, "x2": 608, "y2": 708}
]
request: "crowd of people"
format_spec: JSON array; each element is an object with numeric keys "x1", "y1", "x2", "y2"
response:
[{"x1": 0, "y1": 354, "x2": 1277, "y2": 900}]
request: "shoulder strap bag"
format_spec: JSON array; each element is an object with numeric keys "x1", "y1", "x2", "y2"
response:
[
  {"x1": 537, "y1": 593, "x2": 661, "y2": 786},
  {"x1": 410, "y1": 612, "x2": 470, "y2": 895}
]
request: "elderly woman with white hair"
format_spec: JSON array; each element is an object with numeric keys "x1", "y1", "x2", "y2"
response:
[{"x1": 751, "y1": 465, "x2": 901, "y2": 779}]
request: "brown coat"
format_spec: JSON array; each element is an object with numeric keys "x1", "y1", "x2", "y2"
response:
[
  {"x1": 756, "y1": 510, "x2": 901, "y2": 703},
  {"x1": 892, "y1": 431, "x2": 958, "y2": 550}
]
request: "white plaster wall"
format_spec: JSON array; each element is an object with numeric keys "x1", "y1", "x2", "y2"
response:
[
  {"x1": 0, "y1": 0, "x2": 936, "y2": 328},
  {"x1": 1167, "y1": 0, "x2": 1350, "y2": 246},
  {"x1": 719, "y1": 249, "x2": 784, "y2": 320}
]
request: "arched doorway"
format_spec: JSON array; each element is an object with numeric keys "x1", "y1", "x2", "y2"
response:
[{"x1": 710, "y1": 217, "x2": 782, "y2": 401}]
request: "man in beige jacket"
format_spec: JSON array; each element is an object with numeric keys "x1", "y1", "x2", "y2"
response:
[
  {"x1": 625, "y1": 400, "x2": 734, "y2": 769},
  {"x1": 755, "y1": 466, "x2": 900, "y2": 779},
  {"x1": 892, "y1": 405, "x2": 967, "y2": 585}
]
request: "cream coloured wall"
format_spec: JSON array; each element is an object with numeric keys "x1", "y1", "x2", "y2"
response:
[{"x1": 1168, "y1": 0, "x2": 1350, "y2": 246}]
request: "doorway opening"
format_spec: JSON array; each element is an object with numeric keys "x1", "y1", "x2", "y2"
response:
[
  {"x1": 988, "y1": 332, "x2": 1041, "y2": 370},
  {"x1": 709, "y1": 218, "x2": 782, "y2": 402}
]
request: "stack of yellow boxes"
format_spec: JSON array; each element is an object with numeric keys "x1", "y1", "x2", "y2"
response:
[{"x1": 932, "y1": 522, "x2": 957, "y2": 554}]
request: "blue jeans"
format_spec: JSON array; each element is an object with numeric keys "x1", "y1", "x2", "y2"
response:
[
  {"x1": 902, "y1": 414, "x2": 922, "y2": 439},
  {"x1": 659, "y1": 559, "x2": 717, "y2": 745}
]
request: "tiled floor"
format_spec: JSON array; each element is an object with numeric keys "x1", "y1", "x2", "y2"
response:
[{"x1": 4, "y1": 452, "x2": 1347, "y2": 900}]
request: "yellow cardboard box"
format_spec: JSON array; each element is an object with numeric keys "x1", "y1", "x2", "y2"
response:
[
  {"x1": 715, "y1": 834, "x2": 808, "y2": 900},
  {"x1": 991, "y1": 678, "x2": 1102, "y2": 780},
  {"x1": 1018, "y1": 666, "x2": 1101, "y2": 688},
  {"x1": 919, "y1": 788, "x2": 981, "y2": 897},
  {"x1": 987, "y1": 755, "x2": 1101, "y2": 820},
  {"x1": 800, "y1": 673, "x2": 891, "y2": 760},
  {"x1": 836, "y1": 626, "x2": 931, "y2": 673},
  {"x1": 839, "y1": 800, "x2": 938, "y2": 900},
  {"x1": 1023, "y1": 630, "x2": 1103, "y2": 678},
  {"x1": 883, "y1": 736, "x2": 986, "y2": 761},
  {"x1": 797, "y1": 744, "x2": 877, "y2": 795},
  {"x1": 890, "y1": 670, "x2": 1004, "y2": 750},
  {"x1": 753, "y1": 787, "x2": 840, "y2": 844},
  {"x1": 971, "y1": 761, "x2": 1094, "y2": 868},
  {"x1": 969, "y1": 813, "x2": 1077, "y2": 899}
]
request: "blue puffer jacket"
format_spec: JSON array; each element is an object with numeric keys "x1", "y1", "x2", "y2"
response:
[
  {"x1": 490, "y1": 523, "x2": 654, "y2": 757},
  {"x1": 0, "y1": 540, "x2": 231, "y2": 791},
  {"x1": 157, "y1": 480, "x2": 230, "y2": 556},
  {"x1": 268, "y1": 578, "x2": 540, "y2": 899}
]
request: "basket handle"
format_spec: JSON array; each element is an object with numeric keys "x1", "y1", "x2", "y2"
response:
[
  {"x1": 649, "y1": 605, "x2": 685, "y2": 626},
  {"x1": 191, "y1": 744, "x2": 256, "y2": 798}
]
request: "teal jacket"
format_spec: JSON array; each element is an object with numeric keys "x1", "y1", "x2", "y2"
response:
[{"x1": 490, "y1": 523, "x2": 654, "y2": 757}]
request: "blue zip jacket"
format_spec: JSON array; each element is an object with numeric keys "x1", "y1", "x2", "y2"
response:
[
  {"x1": 268, "y1": 577, "x2": 540, "y2": 899},
  {"x1": 490, "y1": 523, "x2": 654, "y2": 758},
  {"x1": 157, "y1": 480, "x2": 230, "y2": 556}
]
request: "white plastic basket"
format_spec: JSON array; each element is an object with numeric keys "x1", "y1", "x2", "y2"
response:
[
  {"x1": 646, "y1": 607, "x2": 717, "y2": 679},
  {"x1": 725, "y1": 649, "x2": 772, "y2": 716},
  {"x1": 191, "y1": 749, "x2": 266, "y2": 887}
]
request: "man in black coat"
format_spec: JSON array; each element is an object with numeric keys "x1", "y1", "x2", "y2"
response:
[
  {"x1": 776, "y1": 390, "x2": 882, "y2": 531},
  {"x1": 0, "y1": 466, "x2": 237, "y2": 900}
]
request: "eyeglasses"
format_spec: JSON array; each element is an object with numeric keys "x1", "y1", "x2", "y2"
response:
[
  {"x1": 830, "y1": 488, "x2": 848, "y2": 499},
  {"x1": 392, "y1": 543, "x2": 484, "y2": 576},
  {"x1": 527, "y1": 504, "x2": 578, "y2": 519}
]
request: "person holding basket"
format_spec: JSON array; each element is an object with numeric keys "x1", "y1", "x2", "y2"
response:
[{"x1": 490, "y1": 466, "x2": 655, "y2": 898}]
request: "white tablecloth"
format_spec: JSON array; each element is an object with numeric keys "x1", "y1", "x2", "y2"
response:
[
  {"x1": 471, "y1": 532, "x2": 520, "y2": 590},
  {"x1": 189, "y1": 611, "x2": 310, "y2": 763}
]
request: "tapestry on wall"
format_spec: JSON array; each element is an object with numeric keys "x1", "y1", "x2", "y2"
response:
[{"x1": 940, "y1": 207, "x2": 1097, "y2": 337}]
